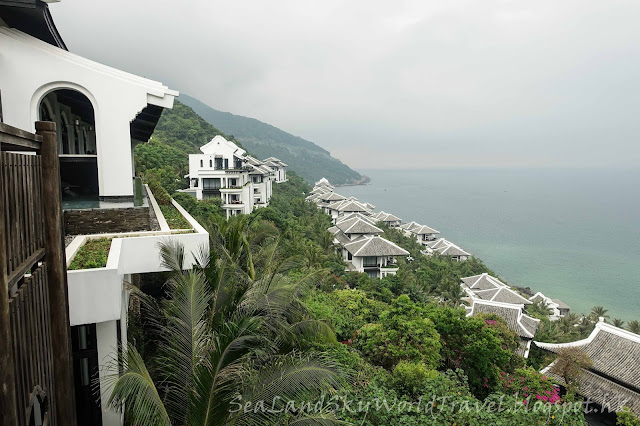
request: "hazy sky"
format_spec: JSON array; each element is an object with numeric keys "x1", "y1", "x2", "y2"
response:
[{"x1": 52, "y1": 0, "x2": 640, "y2": 169}]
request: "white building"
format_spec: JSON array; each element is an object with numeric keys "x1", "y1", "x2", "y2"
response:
[
  {"x1": 461, "y1": 273, "x2": 532, "y2": 305},
  {"x1": 0, "y1": 22, "x2": 177, "y2": 200},
  {"x1": 423, "y1": 237, "x2": 471, "y2": 261},
  {"x1": 185, "y1": 136, "x2": 280, "y2": 218},
  {"x1": 0, "y1": 3, "x2": 208, "y2": 425},
  {"x1": 529, "y1": 292, "x2": 571, "y2": 318},
  {"x1": 263, "y1": 157, "x2": 288, "y2": 182},
  {"x1": 400, "y1": 221, "x2": 440, "y2": 245},
  {"x1": 342, "y1": 235, "x2": 409, "y2": 279}
]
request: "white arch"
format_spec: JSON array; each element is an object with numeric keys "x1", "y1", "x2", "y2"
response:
[{"x1": 30, "y1": 81, "x2": 99, "y2": 125}]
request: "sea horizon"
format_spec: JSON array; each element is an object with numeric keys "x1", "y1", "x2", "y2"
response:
[{"x1": 337, "y1": 167, "x2": 640, "y2": 322}]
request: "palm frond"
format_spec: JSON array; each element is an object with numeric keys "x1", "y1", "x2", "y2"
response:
[{"x1": 101, "y1": 345, "x2": 171, "y2": 426}]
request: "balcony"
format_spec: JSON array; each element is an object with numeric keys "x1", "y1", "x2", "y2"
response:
[{"x1": 220, "y1": 186, "x2": 243, "y2": 193}]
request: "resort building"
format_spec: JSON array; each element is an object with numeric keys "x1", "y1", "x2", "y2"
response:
[
  {"x1": 342, "y1": 235, "x2": 409, "y2": 279},
  {"x1": 424, "y1": 238, "x2": 471, "y2": 261},
  {"x1": 529, "y1": 292, "x2": 571, "y2": 318},
  {"x1": 467, "y1": 299, "x2": 540, "y2": 357},
  {"x1": 370, "y1": 211, "x2": 402, "y2": 227},
  {"x1": 400, "y1": 221, "x2": 440, "y2": 245},
  {"x1": 461, "y1": 273, "x2": 532, "y2": 305},
  {"x1": 535, "y1": 320, "x2": 640, "y2": 415},
  {"x1": 263, "y1": 157, "x2": 288, "y2": 182},
  {"x1": 0, "y1": 3, "x2": 207, "y2": 425},
  {"x1": 185, "y1": 136, "x2": 284, "y2": 218},
  {"x1": 329, "y1": 216, "x2": 383, "y2": 245},
  {"x1": 0, "y1": 13, "x2": 177, "y2": 201}
]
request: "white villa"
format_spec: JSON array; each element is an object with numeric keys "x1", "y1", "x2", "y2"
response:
[
  {"x1": 529, "y1": 292, "x2": 571, "y2": 318},
  {"x1": 342, "y1": 236, "x2": 409, "y2": 279},
  {"x1": 185, "y1": 135, "x2": 286, "y2": 218},
  {"x1": 370, "y1": 211, "x2": 402, "y2": 227},
  {"x1": 263, "y1": 157, "x2": 288, "y2": 182},
  {"x1": 400, "y1": 221, "x2": 440, "y2": 244},
  {"x1": 311, "y1": 180, "x2": 408, "y2": 279},
  {"x1": 424, "y1": 238, "x2": 471, "y2": 261},
  {"x1": 1, "y1": 3, "x2": 209, "y2": 425},
  {"x1": 461, "y1": 273, "x2": 532, "y2": 305}
]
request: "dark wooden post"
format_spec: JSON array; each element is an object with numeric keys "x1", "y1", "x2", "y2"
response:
[
  {"x1": 37, "y1": 121, "x2": 77, "y2": 426},
  {"x1": 0, "y1": 149, "x2": 18, "y2": 426}
]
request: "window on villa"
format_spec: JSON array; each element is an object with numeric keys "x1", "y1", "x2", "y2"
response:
[
  {"x1": 215, "y1": 158, "x2": 223, "y2": 169},
  {"x1": 347, "y1": 252, "x2": 353, "y2": 260},
  {"x1": 200, "y1": 159, "x2": 203, "y2": 167},
  {"x1": 224, "y1": 159, "x2": 229, "y2": 169},
  {"x1": 363, "y1": 256, "x2": 377, "y2": 267},
  {"x1": 203, "y1": 178, "x2": 221, "y2": 190},
  {"x1": 367, "y1": 270, "x2": 378, "y2": 279},
  {"x1": 209, "y1": 159, "x2": 213, "y2": 168}
]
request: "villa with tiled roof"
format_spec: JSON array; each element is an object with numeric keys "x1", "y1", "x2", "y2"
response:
[
  {"x1": 529, "y1": 292, "x2": 571, "y2": 318},
  {"x1": 400, "y1": 221, "x2": 440, "y2": 245},
  {"x1": 535, "y1": 320, "x2": 640, "y2": 415},
  {"x1": 342, "y1": 235, "x2": 409, "y2": 279}
]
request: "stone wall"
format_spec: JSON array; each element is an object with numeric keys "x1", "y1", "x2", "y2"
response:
[{"x1": 64, "y1": 207, "x2": 151, "y2": 235}]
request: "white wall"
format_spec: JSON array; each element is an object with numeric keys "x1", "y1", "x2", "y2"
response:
[
  {"x1": 0, "y1": 28, "x2": 175, "y2": 197},
  {"x1": 96, "y1": 320, "x2": 122, "y2": 426}
]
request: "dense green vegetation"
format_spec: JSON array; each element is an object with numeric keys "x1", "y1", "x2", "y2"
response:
[
  {"x1": 159, "y1": 204, "x2": 191, "y2": 230},
  {"x1": 135, "y1": 101, "x2": 243, "y2": 193},
  {"x1": 116, "y1": 173, "x2": 593, "y2": 424},
  {"x1": 68, "y1": 238, "x2": 111, "y2": 270},
  {"x1": 179, "y1": 93, "x2": 369, "y2": 185}
]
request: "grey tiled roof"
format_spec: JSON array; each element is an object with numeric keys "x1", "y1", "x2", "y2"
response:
[
  {"x1": 334, "y1": 232, "x2": 352, "y2": 246},
  {"x1": 337, "y1": 201, "x2": 368, "y2": 212},
  {"x1": 545, "y1": 369, "x2": 640, "y2": 416},
  {"x1": 437, "y1": 244, "x2": 470, "y2": 257},
  {"x1": 343, "y1": 236, "x2": 409, "y2": 257},
  {"x1": 536, "y1": 322, "x2": 640, "y2": 393},
  {"x1": 551, "y1": 298, "x2": 571, "y2": 310},
  {"x1": 469, "y1": 300, "x2": 539, "y2": 338},
  {"x1": 336, "y1": 213, "x2": 376, "y2": 225},
  {"x1": 321, "y1": 192, "x2": 346, "y2": 202},
  {"x1": 461, "y1": 273, "x2": 507, "y2": 290},
  {"x1": 473, "y1": 287, "x2": 532, "y2": 305},
  {"x1": 335, "y1": 217, "x2": 382, "y2": 235}
]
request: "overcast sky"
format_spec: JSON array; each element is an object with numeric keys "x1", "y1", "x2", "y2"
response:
[{"x1": 52, "y1": 0, "x2": 640, "y2": 170}]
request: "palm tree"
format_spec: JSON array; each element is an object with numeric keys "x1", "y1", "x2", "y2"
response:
[
  {"x1": 612, "y1": 318, "x2": 625, "y2": 328},
  {"x1": 527, "y1": 300, "x2": 553, "y2": 319},
  {"x1": 627, "y1": 320, "x2": 640, "y2": 335},
  {"x1": 589, "y1": 306, "x2": 609, "y2": 322},
  {"x1": 102, "y1": 240, "x2": 343, "y2": 425}
]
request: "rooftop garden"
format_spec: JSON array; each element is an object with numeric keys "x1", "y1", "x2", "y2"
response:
[
  {"x1": 68, "y1": 238, "x2": 112, "y2": 270},
  {"x1": 159, "y1": 204, "x2": 191, "y2": 230}
]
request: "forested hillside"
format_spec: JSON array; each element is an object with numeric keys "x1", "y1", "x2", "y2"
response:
[
  {"x1": 179, "y1": 93, "x2": 369, "y2": 185},
  {"x1": 134, "y1": 101, "x2": 243, "y2": 192}
]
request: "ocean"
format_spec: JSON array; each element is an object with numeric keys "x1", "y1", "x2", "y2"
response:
[{"x1": 337, "y1": 168, "x2": 640, "y2": 322}]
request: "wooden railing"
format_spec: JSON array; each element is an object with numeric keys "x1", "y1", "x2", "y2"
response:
[{"x1": 0, "y1": 122, "x2": 77, "y2": 426}]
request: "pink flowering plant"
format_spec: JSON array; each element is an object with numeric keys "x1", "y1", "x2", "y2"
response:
[{"x1": 500, "y1": 367, "x2": 562, "y2": 405}]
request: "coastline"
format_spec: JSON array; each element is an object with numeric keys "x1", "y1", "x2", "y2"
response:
[{"x1": 335, "y1": 168, "x2": 640, "y2": 322}]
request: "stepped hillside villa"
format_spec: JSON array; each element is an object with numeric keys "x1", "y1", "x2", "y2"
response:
[
  {"x1": 1, "y1": 2, "x2": 206, "y2": 425},
  {"x1": 183, "y1": 135, "x2": 287, "y2": 218},
  {"x1": 536, "y1": 320, "x2": 640, "y2": 416}
]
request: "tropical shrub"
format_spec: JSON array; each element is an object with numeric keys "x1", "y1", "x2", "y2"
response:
[{"x1": 354, "y1": 295, "x2": 441, "y2": 369}]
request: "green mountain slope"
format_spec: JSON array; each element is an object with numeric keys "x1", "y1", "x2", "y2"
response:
[{"x1": 179, "y1": 93, "x2": 368, "y2": 185}]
